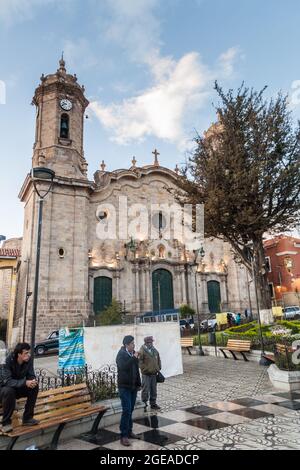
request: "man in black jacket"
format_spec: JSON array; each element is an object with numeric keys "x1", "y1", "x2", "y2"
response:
[
  {"x1": 116, "y1": 335, "x2": 141, "y2": 447},
  {"x1": 0, "y1": 343, "x2": 39, "y2": 432}
]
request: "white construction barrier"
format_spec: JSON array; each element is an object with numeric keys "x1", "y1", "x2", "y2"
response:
[{"x1": 84, "y1": 321, "x2": 183, "y2": 378}]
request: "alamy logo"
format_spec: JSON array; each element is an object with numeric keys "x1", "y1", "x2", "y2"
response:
[
  {"x1": 0, "y1": 80, "x2": 6, "y2": 104},
  {"x1": 95, "y1": 197, "x2": 205, "y2": 251},
  {"x1": 292, "y1": 341, "x2": 300, "y2": 365}
]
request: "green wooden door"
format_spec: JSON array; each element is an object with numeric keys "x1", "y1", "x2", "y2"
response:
[
  {"x1": 94, "y1": 277, "x2": 112, "y2": 315},
  {"x1": 207, "y1": 280, "x2": 221, "y2": 314},
  {"x1": 152, "y1": 269, "x2": 174, "y2": 312}
]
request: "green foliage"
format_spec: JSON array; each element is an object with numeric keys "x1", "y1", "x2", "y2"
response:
[
  {"x1": 97, "y1": 298, "x2": 123, "y2": 326},
  {"x1": 179, "y1": 304, "x2": 195, "y2": 319},
  {"x1": 222, "y1": 320, "x2": 300, "y2": 349},
  {"x1": 87, "y1": 379, "x2": 118, "y2": 402},
  {"x1": 176, "y1": 83, "x2": 300, "y2": 310}
]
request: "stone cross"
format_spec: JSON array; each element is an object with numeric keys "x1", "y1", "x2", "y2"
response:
[{"x1": 152, "y1": 149, "x2": 160, "y2": 166}]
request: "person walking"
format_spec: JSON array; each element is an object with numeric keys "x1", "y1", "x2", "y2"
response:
[
  {"x1": 139, "y1": 336, "x2": 162, "y2": 412},
  {"x1": 116, "y1": 335, "x2": 141, "y2": 447},
  {"x1": 0, "y1": 343, "x2": 39, "y2": 433}
]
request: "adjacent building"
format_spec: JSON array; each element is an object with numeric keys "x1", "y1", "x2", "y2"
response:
[{"x1": 264, "y1": 235, "x2": 300, "y2": 306}]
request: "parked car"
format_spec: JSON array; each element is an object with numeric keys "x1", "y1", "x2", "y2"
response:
[
  {"x1": 200, "y1": 319, "x2": 218, "y2": 332},
  {"x1": 179, "y1": 318, "x2": 194, "y2": 330},
  {"x1": 283, "y1": 306, "x2": 300, "y2": 319},
  {"x1": 34, "y1": 330, "x2": 59, "y2": 356}
]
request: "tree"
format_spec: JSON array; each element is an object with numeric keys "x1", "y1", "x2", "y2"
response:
[
  {"x1": 177, "y1": 83, "x2": 300, "y2": 310},
  {"x1": 179, "y1": 304, "x2": 195, "y2": 319},
  {"x1": 97, "y1": 298, "x2": 123, "y2": 326}
]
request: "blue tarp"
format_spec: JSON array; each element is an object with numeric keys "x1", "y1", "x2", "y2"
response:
[{"x1": 58, "y1": 328, "x2": 85, "y2": 372}]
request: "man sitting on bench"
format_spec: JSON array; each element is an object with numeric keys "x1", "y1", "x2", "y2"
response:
[{"x1": 0, "y1": 343, "x2": 39, "y2": 433}]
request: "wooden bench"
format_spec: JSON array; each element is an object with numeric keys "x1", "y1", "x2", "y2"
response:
[
  {"x1": 264, "y1": 343, "x2": 298, "y2": 363},
  {"x1": 219, "y1": 339, "x2": 251, "y2": 361},
  {"x1": 263, "y1": 344, "x2": 297, "y2": 363},
  {"x1": 180, "y1": 337, "x2": 194, "y2": 355},
  {"x1": 0, "y1": 382, "x2": 109, "y2": 450}
]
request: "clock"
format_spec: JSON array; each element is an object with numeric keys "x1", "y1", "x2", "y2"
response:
[{"x1": 60, "y1": 99, "x2": 73, "y2": 111}]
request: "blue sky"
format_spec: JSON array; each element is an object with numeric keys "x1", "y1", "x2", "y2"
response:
[{"x1": 1, "y1": 0, "x2": 300, "y2": 239}]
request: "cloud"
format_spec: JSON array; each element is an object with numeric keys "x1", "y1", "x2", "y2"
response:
[
  {"x1": 89, "y1": 0, "x2": 242, "y2": 149},
  {"x1": 289, "y1": 80, "x2": 300, "y2": 110},
  {"x1": 103, "y1": 0, "x2": 161, "y2": 67},
  {"x1": 63, "y1": 38, "x2": 98, "y2": 70},
  {"x1": 90, "y1": 47, "x2": 241, "y2": 149},
  {"x1": 218, "y1": 46, "x2": 242, "y2": 78},
  {"x1": 90, "y1": 52, "x2": 210, "y2": 149},
  {"x1": 0, "y1": 0, "x2": 54, "y2": 25}
]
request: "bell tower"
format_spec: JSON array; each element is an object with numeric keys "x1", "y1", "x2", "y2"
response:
[{"x1": 32, "y1": 55, "x2": 89, "y2": 179}]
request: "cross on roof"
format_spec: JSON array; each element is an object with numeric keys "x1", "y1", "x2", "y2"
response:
[{"x1": 152, "y1": 149, "x2": 160, "y2": 166}]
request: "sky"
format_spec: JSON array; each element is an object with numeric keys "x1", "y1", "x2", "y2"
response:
[{"x1": 0, "y1": 0, "x2": 300, "y2": 239}]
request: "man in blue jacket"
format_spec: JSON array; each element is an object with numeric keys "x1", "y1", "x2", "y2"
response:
[
  {"x1": 116, "y1": 335, "x2": 141, "y2": 447},
  {"x1": 0, "y1": 343, "x2": 39, "y2": 433}
]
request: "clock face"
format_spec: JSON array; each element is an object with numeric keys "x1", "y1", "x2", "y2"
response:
[{"x1": 60, "y1": 99, "x2": 72, "y2": 111}]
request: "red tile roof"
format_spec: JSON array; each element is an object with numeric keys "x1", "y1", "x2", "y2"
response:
[{"x1": 0, "y1": 249, "x2": 21, "y2": 258}]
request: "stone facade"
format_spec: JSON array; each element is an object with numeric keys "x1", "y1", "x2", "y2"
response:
[
  {"x1": 13, "y1": 60, "x2": 256, "y2": 344},
  {"x1": 0, "y1": 238, "x2": 22, "y2": 320}
]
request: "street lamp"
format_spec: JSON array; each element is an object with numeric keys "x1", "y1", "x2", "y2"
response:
[
  {"x1": 30, "y1": 167, "x2": 55, "y2": 355},
  {"x1": 194, "y1": 245, "x2": 205, "y2": 356}
]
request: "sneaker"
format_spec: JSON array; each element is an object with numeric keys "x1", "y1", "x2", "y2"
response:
[
  {"x1": 1, "y1": 423, "x2": 13, "y2": 433},
  {"x1": 120, "y1": 437, "x2": 131, "y2": 447},
  {"x1": 22, "y1": 418, "x2": 40, "y2": 426},
  {"x1": 143, "y1": 402, "x2": 148, "y2": 412},
  {"x1": 151, "y1": 404, "x2": 161, "y2": 410}
]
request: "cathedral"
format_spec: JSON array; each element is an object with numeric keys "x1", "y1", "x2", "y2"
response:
[{"x1": 11, "y1": 58, "x2": 255, "y2": 343}]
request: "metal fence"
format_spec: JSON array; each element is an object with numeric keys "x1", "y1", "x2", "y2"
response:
[{"x1": 35, "y1": 364, "x2": 118, "y2": 402}]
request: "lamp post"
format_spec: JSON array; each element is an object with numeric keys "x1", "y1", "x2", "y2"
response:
[
  {"x1": 194, "y1": 246, "x2": 205, "y2": 356},
  {"x1": 30, "y1": 167, "x2": 55, "y2": 355}
]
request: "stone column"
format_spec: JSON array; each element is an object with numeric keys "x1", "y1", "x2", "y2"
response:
[
  {"x1": 200, "y1": 273, "x2": 209, "y2": 314},
  {"x1": 220, "y1": 274, "x2": 229, "y2": 311},
  {"x1": 113, "y1": 270, "x2": 121, "y2": 302},
  {"x1": 144, "y1": 264, "x2": 151, "y2": 312},
  {"x1": 180, "y1": 266, "x2": 187, "y2": 304},
  {"x1": 132, "y1": 263, "x2": 140, "y2": 314}
]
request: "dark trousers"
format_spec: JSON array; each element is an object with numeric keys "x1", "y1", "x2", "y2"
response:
[
  {"x1": 119, "y1": 388, "x2": 137, "y2": 438},
  {"x1": 141, "y1": 375, "x2": 157, "y2": 405},
  {"x1": 0, "y1": 386, "x2": 39, "y2": 426}
]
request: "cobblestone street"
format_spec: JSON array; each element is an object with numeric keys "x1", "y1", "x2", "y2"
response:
[
  {"x1": 156, "y1": 355, "x2": 275, "y2": 412},
  {"x1": 56, "y1": 354, "x2": 300, "y2": 451}
]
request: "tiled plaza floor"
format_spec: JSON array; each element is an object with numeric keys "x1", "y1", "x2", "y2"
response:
[{"x1": 57, "y1": 355, "x2": 300, "y2": 451}]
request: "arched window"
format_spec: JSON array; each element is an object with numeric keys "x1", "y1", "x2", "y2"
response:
[
  {"x1": 207, "y1": 280, "x2": 221, "y2": 314},
  {"x1": 94, "y1": 276, "x2": 112, "y2": 315},
  {"x1": 152, "y1": 269, "x2": 174, "y2": 313},
  {"x1": 60, "y1": 113, "x2": 69, "y2": 139}
]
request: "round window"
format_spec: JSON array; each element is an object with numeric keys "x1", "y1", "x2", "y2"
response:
[
  {"x1": 96, "y1": 209, "x2": 108, "y2": 221},
  {"x1": 58, "y1": 248, "x2": 65, "y2": 258},
  {"x1": 152, "y1": 212, "x2": 167, "y2": 231}
]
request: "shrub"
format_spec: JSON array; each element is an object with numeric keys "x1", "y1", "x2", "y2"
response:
[
  {"x1": 96, "y1": 298, "x2": 123, "y2": 326},
  {"x1": 179, "y1": 304, "x2": 195, "y2": 319}
]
